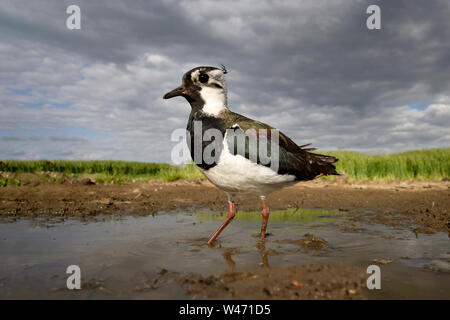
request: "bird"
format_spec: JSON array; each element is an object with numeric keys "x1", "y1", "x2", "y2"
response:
[{"x1": 163, "y1": 65, "x2": 338, "y2": 244}]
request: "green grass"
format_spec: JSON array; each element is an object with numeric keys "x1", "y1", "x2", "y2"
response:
[
  {"x1": 0, "y1": 160, "x2": 204, "y2": 184},
  {"x1": 0, "y1": 148, "x2": 448, "y2": 185},
  {"x1": 322, "y1": 148, "x2": 450, "y2": 181}
]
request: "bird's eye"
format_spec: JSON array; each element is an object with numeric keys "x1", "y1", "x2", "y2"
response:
[{"x1": 199, "y1": 73, "x2": 209, "y2": 83}]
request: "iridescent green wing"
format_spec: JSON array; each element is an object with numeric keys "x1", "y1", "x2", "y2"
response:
[{"x1": 223, "y1": 111, "x2": 338, "y2": 180}]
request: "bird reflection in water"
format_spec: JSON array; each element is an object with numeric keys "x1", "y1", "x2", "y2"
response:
[{"x1": 222, "y1": 240, "x2": 270, "y2": 273}]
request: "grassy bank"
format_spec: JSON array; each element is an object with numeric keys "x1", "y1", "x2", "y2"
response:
[
  {"x1": 322, "y1": 148, "x2": 449, "y2": 181},
  {"x1": 0, "y1": 148, "x2": 449, "y2": 185},
  {"x1": 0, "y1": 160, "x2": 203, "y2": 185}
]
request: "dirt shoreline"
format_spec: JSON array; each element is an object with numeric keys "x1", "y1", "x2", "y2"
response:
[
  {"x1": 1, "y1": 179, "x2": 449, "y2": 234},
  {"x1": 1, "y1": 179, "x2": 449, "y2": 300},
  {"x1": 177, "y1": 264, "x2": 367, "y2": 299}
]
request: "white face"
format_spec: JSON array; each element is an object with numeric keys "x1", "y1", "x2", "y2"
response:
[
  {"x1": 191, "y1": 69, "x2": 227, "y2": 91},
  {"x1": 191, "y1": 69, "x2": 228, "y2": 116}
]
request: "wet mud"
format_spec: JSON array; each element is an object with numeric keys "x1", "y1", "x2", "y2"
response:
[
  {"x1": 1, "y1": 179, "x2": 448, "y2": 233},
  {"x1": 0, "y1": 179, "x2": 449, "y2": 299}
]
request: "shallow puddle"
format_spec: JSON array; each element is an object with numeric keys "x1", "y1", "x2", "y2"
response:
[{"x1": 0, "y1": 208, "x2": 448, "y2": 299}]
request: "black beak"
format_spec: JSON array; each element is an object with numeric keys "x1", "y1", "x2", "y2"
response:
[{"x1": 163, "y1": 86, "x2": 185, "y2": 99}]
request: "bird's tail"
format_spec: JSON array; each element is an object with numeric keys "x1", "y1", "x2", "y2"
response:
[
  {"x1": 309, "y1": 152, "x2": 339, "y2": 176},
  {"x1": 312, "y1": 153, "x2": 338, "y2": 164}
]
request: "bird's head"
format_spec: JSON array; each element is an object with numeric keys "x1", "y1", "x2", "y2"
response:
[{"x1": 163, "y1": 65, "x2": 228, "y2": 115}]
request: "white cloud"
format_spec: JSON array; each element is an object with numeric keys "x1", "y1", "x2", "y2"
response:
[{"x1": 0, "y1": 0, "x2": 449, "y2": 161}]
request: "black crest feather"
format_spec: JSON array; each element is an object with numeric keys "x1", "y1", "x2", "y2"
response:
[{"x1": 220, "y1": 64, "x2": 228, "y2": 74}]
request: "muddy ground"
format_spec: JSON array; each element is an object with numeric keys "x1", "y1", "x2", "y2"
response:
[
  {"x1": 1, "y1": 178, "x2": 449, "y2": 233},
  {"x1": 0, "y1": 178, "x2": 449, "y2": 299}
]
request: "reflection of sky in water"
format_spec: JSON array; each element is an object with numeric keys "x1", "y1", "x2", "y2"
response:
[{"x1": 0, "y1": 211, "x2": 448, "y2": 299}]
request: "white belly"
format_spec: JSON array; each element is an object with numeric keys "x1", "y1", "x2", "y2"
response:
[{"x1": 199, "y1": 139, "x2": 296, "y2": 196}]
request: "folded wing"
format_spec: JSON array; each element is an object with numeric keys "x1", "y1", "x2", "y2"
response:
[{"x1": 225, "y1": 112, "x2": 338, "y2": 181}]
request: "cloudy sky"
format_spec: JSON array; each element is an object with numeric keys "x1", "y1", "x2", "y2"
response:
[{"x1": 1, "y1": 0, "x2": 449, "y2": 163}]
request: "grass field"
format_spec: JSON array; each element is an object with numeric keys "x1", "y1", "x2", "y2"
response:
[
  {"x1": 322, "y1": 148, "x2": 449, "y2": 181},
  {"x1": 0, "y1": 160, "x2": 203, "y2": 186},
  {"x1": 0, "y1": 148, "x2": 449, "y2": 185}
]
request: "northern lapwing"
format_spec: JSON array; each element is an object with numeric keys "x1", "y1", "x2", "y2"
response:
[{"x1": 163, "y1": 66, "x2": 338, "y2": 244}]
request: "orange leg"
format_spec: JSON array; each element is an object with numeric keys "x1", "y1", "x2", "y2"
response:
[
  {"x1": 260, "y1": 197, "x2": 270, "y2": 240},
  {"x1": 207, "y1": 201, "x2": 235, "y2": 245}
]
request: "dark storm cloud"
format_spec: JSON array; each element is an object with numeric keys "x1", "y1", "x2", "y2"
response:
[
  {"x1": 0, "y1": 0, "x2": 448, "y2": 161},
  {"x1": 221, "y1": 0, "x2": 450, "y2": 110},
  {"x1": 0, "y1": 0, "x2": 227, "y2": 63}
]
